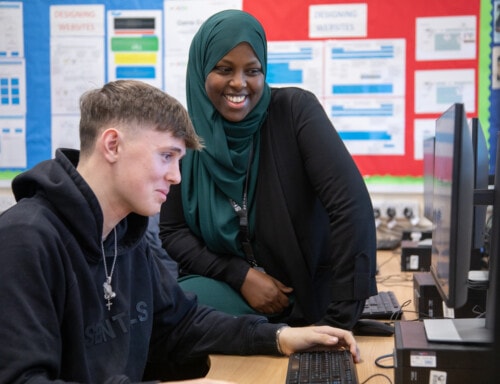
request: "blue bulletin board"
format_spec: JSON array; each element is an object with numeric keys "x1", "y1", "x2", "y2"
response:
[{"x1": 0, "y1": 0, "x2": 165, "y2": 180}]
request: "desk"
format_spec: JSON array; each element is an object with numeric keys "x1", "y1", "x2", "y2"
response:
[{"x1": 206, "y1": 250, "x2": 415, "y2": 383}]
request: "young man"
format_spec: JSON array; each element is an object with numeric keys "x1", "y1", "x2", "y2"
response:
[{"x1": 0, "y1": 80, "x2": 359, "y2": 384}]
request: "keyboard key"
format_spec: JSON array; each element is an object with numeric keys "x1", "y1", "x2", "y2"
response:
[{"x1": 286, "y1": 350, "x2": 359, "y2": 384}]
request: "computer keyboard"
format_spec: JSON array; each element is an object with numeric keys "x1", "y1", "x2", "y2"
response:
[
  {"x1": 285, "y1": 350, "x2": 358, "y2": 384},
  {"x1": 376, "y1": 237, "x2": 401, "y2": 250},
  {"x1": 361, "y1": 291, "x2": 403, "y2": 320}
]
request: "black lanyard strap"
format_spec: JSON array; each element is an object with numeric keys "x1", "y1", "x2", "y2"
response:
[{"x1": 230, "y1": 195, "x2": 258, "y2": 267}]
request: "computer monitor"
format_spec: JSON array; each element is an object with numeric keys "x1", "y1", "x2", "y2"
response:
[
  {"x1": 471, "y1": 117, "x2": 489, "y2": 253},
  {"x1": 423, "y1": 104, "x2": 495, "y2": 344},
  {"x1": 429, "y1": 103, "x2": 474, "y2": 310},
  {"x1": 423, "y1": 136, "x2": 435, "y2": 221},
  {"x1": 422, "y1": 119, "x2": 487, "y2": 263}
]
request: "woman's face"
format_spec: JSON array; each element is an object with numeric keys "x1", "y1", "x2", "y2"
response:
[{"x1": 205, "y1": 42, "x2": 265, "y2": 122}]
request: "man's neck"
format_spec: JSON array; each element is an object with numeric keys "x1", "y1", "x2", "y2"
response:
[{"x1": 76, "y1": 158, "x2": 126, "y2": 238}]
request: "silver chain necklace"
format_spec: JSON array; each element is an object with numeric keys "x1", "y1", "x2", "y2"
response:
[{"x1": 101, "y1": 227, "x2": 118, "y2": 311}]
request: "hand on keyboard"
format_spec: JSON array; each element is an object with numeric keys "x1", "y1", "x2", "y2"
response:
[{"x1": 277, "y1": 325, "x2": 360, "y2": 363}]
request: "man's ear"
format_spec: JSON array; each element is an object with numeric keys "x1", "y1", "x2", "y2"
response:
[{"x1": 101, "y1": 128, "x2": 120, "y2": 163}]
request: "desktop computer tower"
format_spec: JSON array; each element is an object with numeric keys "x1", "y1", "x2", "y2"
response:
[
  {"x1": 413, "y1": 272, "x2": 443, "y2": 319},
  {"x1": 394, "y1": 321, "x2": 492, "y2": 384},
  {"x1": 413, "y1": 272, "x2": 487, "y2": 320},
  {"x1": 401, "y1": 241, "x2": 431, "y2": 271}
]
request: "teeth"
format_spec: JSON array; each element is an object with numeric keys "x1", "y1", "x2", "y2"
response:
[{"x1": 226, "y1": 95, "x2": 245, "y2": 103}]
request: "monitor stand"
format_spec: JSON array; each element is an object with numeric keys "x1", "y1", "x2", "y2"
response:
[{"x1": 423, "y1": 318, "x2": 492, "y2": 343}]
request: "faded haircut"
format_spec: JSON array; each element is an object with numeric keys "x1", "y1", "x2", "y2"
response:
[{"x1": 78, "y1": 80, "x2": 202, "y2": 157}]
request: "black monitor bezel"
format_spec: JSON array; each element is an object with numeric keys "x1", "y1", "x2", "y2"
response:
[
  {"x1": 430, "y1": 103, "x2": 474, "y2": 309},
  {"x1": 423, "y1": 136, "x2": 435, "y2": 222}
]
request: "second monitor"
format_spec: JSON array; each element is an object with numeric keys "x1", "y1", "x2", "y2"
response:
[{"x1": 423, "y1": 103, "x2": 493, "y2": 344}]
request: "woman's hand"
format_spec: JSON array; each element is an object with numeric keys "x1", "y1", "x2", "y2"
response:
[
  {"x1": 277, "y1": 326, "x2": 361, "y2": 363},
  {"x1": 240, "y1": 268, "x2": 293, "y2": 314}
]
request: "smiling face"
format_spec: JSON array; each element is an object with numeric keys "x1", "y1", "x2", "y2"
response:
[
  {"x1": 111, "y1": 127, "x2": 185, "y2": 217},
  {"x1": 205, "y1": 42, "x2": 265, "y2": 122}
]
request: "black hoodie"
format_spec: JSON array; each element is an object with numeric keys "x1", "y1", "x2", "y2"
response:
[{"x1": 0, "y1": 149, "x2": 280, "y2": 384}]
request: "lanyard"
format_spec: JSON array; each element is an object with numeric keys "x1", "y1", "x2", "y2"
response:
[
  {"x1": 229, "y1": 140, "x2": 260, "y2": 268},
  {"x1": 229, "y1": 195, "x2": 258, "y2": 267}
]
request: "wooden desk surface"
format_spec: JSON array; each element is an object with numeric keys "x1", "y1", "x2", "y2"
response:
[{"x1": 206, "y1": 250, "x2": 415, "y2": 383}]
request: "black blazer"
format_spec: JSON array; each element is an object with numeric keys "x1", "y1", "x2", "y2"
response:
[{"x1": 160, "y1": 87, "x2": 377, "y2": 327}]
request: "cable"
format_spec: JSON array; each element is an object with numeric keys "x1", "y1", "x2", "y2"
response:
[
  {"x1": 361, "y1": 373, "x2": 393, "y2": 384},
  {"x1": 399, "y1": 299, "x2": 412, "y2": 310},
  {"x1": 376, "y1": 251, "x2": 399, "y2": 270},
  {"x1": 471, "y1": 304, "x2": 486, "y2": 318},
  {"x1": 359, "y1": 354, "x2": 393, "y2": 384},
  {"x1": 388, "y1": 299, "x2": 412, "y2": 321},
  {"x1": 374, "y1": 352, "x2": 395, "y2": 369},
  {"x1": 376, "y1": 273, "x2": 413, "y2": 287}
]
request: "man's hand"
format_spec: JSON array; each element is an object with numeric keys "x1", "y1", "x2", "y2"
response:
[
  {"x1": 277, "y1": 326, "x2": 361, "y2": 363},
  {"x1": 240, "y1": 268, "x2": 293, "y2": 314}
]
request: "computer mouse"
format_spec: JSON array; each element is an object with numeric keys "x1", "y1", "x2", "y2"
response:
[{"x1": 352, "y1": 319, "x2": 395, "y2": 337}]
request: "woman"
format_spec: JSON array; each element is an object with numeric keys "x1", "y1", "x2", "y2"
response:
[{"x1": 160, "y1": 9, "x2": 377, "y2": 329}]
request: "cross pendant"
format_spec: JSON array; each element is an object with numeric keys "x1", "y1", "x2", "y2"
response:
[{"x1": 103, "y1": 278, "x2": 116, "y2": 311}]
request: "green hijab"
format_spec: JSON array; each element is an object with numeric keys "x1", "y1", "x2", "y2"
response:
[{"x1": 182, "y1": 9, "x2": 271, "y2": 256}]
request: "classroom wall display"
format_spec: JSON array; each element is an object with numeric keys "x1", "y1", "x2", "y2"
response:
[
  {"x1": 0, "y1": 0, "x2": 497, "y2": 191},
  {"x1": 245, "y1": 0, "x2": 496, "y2": 184}
]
